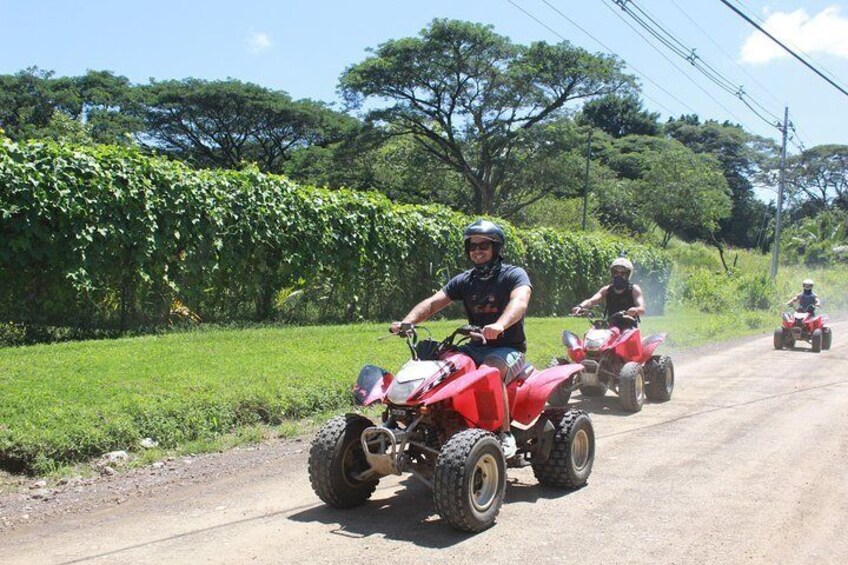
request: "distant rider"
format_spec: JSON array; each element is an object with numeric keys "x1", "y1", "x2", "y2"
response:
[
  {"x1": 571, "y1": 257, "x2": 645, "y2": 329},
  {"x1": 786, "y1": 279, "x2": 820, "y2": 314},
  {"x1": 391, "y1": 219, "x2": 532, "y2": 459}
]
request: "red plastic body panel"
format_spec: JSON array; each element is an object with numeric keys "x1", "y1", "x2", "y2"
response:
[
  {"x1": 510, "y1": 363, "x2": 584, "y2": 425},
  {"x1": 422, "y1": 364, "x2": 504, "y2": 431},
  {"x1": 782, "y1": 312, "x2": 829, "y2": 332},
  {"x1": 611, "y1": 328, "x2": 643, "y2": 361},
  {"x1": 639, "y1": 333, "x2": 667, "y2": 363}
]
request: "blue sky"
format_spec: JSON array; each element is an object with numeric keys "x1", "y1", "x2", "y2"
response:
[{"x1": 1, "y1": 0, "x2": 847, "y2": 153}]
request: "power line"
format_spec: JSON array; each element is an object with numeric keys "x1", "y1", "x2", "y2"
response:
[
  {"x1": 599, "y1": 0, "x2": 752, "y2": 127},
  {"x1": 719, "y1": 0, "x2": 848, "y2": 100},
  {"x1": 505, "y1": 0, "x2": 694, "y2": 116},
  {"x1": 728, "y1": 0, "x2": 848, "y2": 92},
  {"x1": 667, "y1": 0, "x2": 783, "y2": 107},
  {"x1": 609, "y1": 0, "x2": 785, "y2": 131}
]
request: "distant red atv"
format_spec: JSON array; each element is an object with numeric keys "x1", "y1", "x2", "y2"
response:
[
  {"x1": 774, "y1": 306, "x2": 832, "y2": 352},
  {"x1": 308, "y1": 324, "x2": 594, "y2": 533},
  {"x1": 553, "y1": 309, "x2": 674, "y2": 413}
]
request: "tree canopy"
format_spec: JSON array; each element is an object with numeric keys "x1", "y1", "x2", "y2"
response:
[{"x1": 340, "y1": 19, "x2": 632, "y2": 216}]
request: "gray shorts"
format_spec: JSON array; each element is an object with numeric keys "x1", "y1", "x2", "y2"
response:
[{"x1": 458, "y1": 344, "x2": 527, "y2": 384}]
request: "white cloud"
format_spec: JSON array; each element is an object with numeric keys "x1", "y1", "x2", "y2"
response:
[
  {"x1": 247, "y1": 32, "x2": 272, "y2": 54},
  {"x1": 740, "y1": 5, "x2": 848, "y2": 64}
]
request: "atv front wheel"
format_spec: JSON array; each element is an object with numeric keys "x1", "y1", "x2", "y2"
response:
[
  {"x1": 822, "y1": 327, "x2": 832, "y2": 350},
  {"x1": 308, "y1": 414, "x2": 378, "y2": 508},
  {"x1": 811, "y1": 329, "x2": 823, "y2": 353},
  {"x1": 618, "y1": 362, "x2": 645, "y2": 412},
  {"x1": 532, "y1": 409, "x2": 594, "y2": 488},
  {"x1": 645, "y1": 355, "x2": 674, "y2": 402},
  {"x1": 433, "y1": 429, "x2": 506, "y2": 533},
  {"x1": 773, "y1": 329, "x2": 784, "y2": 350}
]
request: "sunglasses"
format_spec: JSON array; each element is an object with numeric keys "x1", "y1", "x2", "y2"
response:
[
  {"x1": 611, "y1": 269, "x2": 629, "y2": 276},
  {"x1": 467, "y1": 241, "x2": 493, "y2": 251}
]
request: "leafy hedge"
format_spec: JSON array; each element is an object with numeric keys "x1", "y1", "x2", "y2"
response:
[{"x1": 0, "y1": 137, "x2": 670, "y2": 338}]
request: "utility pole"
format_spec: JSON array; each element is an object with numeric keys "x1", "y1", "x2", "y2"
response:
[
  {"x1": 770, "y1": 106, "x2": 789, "y2": 279},
  {"x1": 582, "y1": 130, "x2": 592, "y2": 231}
]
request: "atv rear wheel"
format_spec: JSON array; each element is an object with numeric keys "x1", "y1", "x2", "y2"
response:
[
  {"x1": 773, "y1": 329, "x2": 784, "y2": 350},
  {"x1": 618, "y1": 362, "x2": 645, "y2": 413},
  {"x1": 645, "y1": 355, "x2": 674, "y2": 402},
  {"x1": 811, "y1": 329, "x2": 823, "y2": 353},
  {"x1": 822, "y1": 327, "x2": 832, "y2": 350},
  {"x1": 433, "y1": 429, "x2": 506, "y2": 533},
  {"x1": 308, "y1": 414, "x2": 378, "y2": 508},
  {"x1": 532, "y1": 409, "x2": 594, "y2": 489}
]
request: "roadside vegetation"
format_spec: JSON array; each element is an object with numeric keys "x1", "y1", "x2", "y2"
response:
[{"x1": 2, "y1": 247, "x2": 844, "y2": 475}]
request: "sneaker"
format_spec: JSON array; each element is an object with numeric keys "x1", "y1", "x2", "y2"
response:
[{"x1": 500, "y1": 432, "x2": 517, "y2": 459}]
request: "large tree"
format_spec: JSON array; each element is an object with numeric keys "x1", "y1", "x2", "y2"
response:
[
  {"x1": 139, "y1": 79, "x2": 357, "y2": 173},
  {"x1": 665, "y1": 116, "x2": 774, "y2": 248},
  {"x1": 782, "y1": 145, "x2": 848, "y2": 214},
  {"x1": 340, "y1": 19, "x2": 631, "y2": 217},
  {"x1": 577, "y1": 93, "x2": 660, "y2": 138},
  {"x1": 639, "y1": 141, "x2": 732, "y2": 247}
]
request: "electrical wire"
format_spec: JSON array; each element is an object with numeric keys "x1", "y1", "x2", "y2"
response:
[
  {"x1": 609, "y1": 0, "x2": 785, "y2": 131},
  {"x1": 720, "y1": 0, "x2": 848, "y2": 99},
  {"x1": 667, "y1": 0, "x2": 783, "y2": 107},
  {"x1": 505, "y1": 0, "x2": 692, "y2": 117},
  {"x1": 599, "y1": 0, "x2": 752, "y2": 127},
  {"x1": 729, "y1": 0, "x2": 848, "y2": 92}
]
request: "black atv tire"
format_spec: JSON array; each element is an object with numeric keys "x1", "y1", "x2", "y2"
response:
[
  {"x1": 645, "y1": 355, "x2": 674, "y2": 402},
  {"x1": 433, "y1": 429, "x2": 506, "y2": 533},
  {"x1": 822, "y1": 327, "x2": 832, "y2": 350},
  {"x1": 532, "y1": 409, "x2": 594, "y2": 489},
  {"x1": 618, "y1": 362, "x2": 645, "y2": 413},
  {"x1": 811, "y1": 329, "x2": 823, "y2": 353},
  {"x1": 579, "y1": 383, "x2": 608, "y2": 397},
  {"x1": 773, "y1": 328, "x2": 784, "y2": 350},
  {"x1": 308, "y1": 414, "x2": 378, "y2": 508}
]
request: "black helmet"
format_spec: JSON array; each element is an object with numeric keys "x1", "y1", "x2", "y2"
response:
[
  {"x1": 464, "y1": 219, "x2": 505, "y2": 243},
  {"x1": 463, "y1": 219, "x2": 505, "y2": 258}
]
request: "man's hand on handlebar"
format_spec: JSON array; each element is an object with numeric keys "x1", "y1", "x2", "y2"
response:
[
  {"x1": 389, "y1": 321, "x2": 414, "y2": 336},
  {"x1": 481, "y1": 322, "x2": 504, "y2": 342}
]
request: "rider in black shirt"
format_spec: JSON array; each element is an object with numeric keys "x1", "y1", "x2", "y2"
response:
[
  {"x1": 571, "y1": 257, "x2": 645, "y2": 329},
  {"x1": 391, "y1": 219, "x2": 532, "y2": 459}
]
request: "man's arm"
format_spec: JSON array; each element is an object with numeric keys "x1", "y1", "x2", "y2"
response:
[
  {"x1": 786, "y1": 293, "x2": 800, "y2": 306},
  {"x1": 627, "y1": 284, "x2": 646, "y2": 317},
  {"x1": 571, "y1": 286, "x2": 608, "y2": 314},
  {"x1": 482, "y1": 285, "x2": 532, "y2": 340},
  {"x1": 391, "y1": 290, "x2": 452, "y2": 332}
]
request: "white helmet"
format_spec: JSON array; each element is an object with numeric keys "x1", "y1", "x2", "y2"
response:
[
  {"x1": 802, "y1": 279, "x2": 814, "y2": 288},
  {"x1": 610, "y1": 257, "x2": 634, "y2": 276}
]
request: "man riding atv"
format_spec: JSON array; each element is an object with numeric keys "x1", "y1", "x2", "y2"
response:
[
  {"x1": 391, "y1": 219, "x2": 532, "y2": 459},
  {"x1": 571, "y1": 257, "x2": 646, "y2": 329},
  {"x1": 786, "y1": 279, "x2": 821, "y2": 315}
]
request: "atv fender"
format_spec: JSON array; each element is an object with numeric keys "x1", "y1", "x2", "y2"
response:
[
  {"x1": 511, "y1": 364, "x2": 584, "y2": 426},
  {"x1": 639, "y1": 332, "x2": 667, "y2": 363},
  {"x1": 421, "y1": 365, "x2": 505, "y2": 431},
  {"x1": 353, "y1": 365, "x2": 393, "y2": 406}
]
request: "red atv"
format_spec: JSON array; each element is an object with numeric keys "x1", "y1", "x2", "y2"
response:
[
  {"x1": 308, "y1": 323, "x2": 594, "y2": 533},
  {"x1": 554, "y1": 309, "x2": 674, "y2": 413},
  {"x1": 774, "y1": 306, "x2": 832, "y2": 352}
]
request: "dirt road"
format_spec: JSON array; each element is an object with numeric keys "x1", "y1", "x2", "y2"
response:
[{"x1": 3, "y1": 323, "x2": 848, "y2": 564}]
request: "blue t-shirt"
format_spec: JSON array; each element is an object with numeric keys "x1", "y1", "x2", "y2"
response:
[{"x1": 442, "y1": 263, "x2": 532, "y2": 351}]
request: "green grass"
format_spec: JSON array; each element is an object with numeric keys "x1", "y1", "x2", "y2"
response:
[{"x1": 0, "y1": 309, "x2": 781, "y2": 475}]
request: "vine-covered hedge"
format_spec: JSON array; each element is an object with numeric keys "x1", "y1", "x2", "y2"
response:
[{"x1": 0, "y1": 138, "x2": 670, "y2": 337}]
